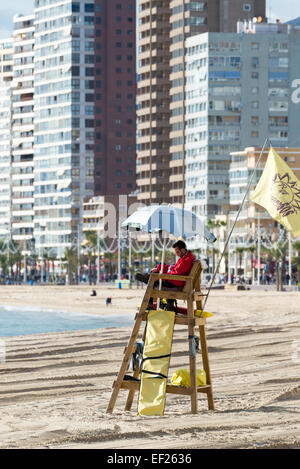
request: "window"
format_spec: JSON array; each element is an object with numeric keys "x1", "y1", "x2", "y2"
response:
[
  {"x1": 72, "y1": 2, "x2": 80, "y2": 12},
  {"x1": 85, "y1": 105, "x2": 94, "y2": 115},
  {"x1": 84, "y1": 4, "x2": 94, "y2": 12},
  {"x1": 84, "y1": 16, "x2": 94, "y2": 25},
  {"x1": 85, "y1": 68, "x2": 94, "y2": 76},
  {"x1": 85, "y1": 80, "x2": 94, "y2": 89},
  {"x1": 269, "y1": 71, "x2": 289, "y2": 82},
  {"x1": 251, "y1": 131, "x2": 259, "y2": 138},
  {"x1": 243, "y1": 3, "x2": 251, "y2": 11}
]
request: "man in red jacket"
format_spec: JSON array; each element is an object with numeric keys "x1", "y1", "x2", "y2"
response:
[{"x1": 136, "y1": 240, "x2": 195, "y2": 289}]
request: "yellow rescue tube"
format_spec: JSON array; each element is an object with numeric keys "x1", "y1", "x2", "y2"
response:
[{"x1": 171, "y1": 368, "x2": 206, "y2": 387}]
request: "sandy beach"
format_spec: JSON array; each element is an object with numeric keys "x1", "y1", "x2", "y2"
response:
[{"x1": 0, "y1": 284, "x2": 299, "y2": 449}]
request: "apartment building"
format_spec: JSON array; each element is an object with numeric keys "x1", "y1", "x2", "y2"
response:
[
  {"x1": 137, "y1": 0, "x2": 266, "y2": 206},
  {"x1": 32, "y1": 0, "x2": 137, "y2": 257},
  {"x1": 137, "y1": 0, "x2": 172, "y2": 205},
  {"x1": 93, "y1": 0, "x2": 136, "y2": 197},
  {"x1": 11, "y1": 15, "x2": 35, "y2": 250},
  {"x1": 184, "y1": 22, "x2": 300, "y2": 248},
  {"x1": 0, "y1": 82, "x2": 12, "y2": 239},
  {"x1": 0, "y1": 40, "x2": 13, "y2": 238},
  {"x1": 169, "y1": 0, "x2": 266, "y2": 204}
]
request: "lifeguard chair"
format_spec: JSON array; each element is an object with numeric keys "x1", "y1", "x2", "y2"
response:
[{"x1": 106, "y1": 260, "x2": 214, "y2": 414}]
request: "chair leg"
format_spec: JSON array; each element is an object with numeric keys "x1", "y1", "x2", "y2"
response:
[
  {"x1": 124, "y1": 324, "x2": 147, "y2": 411},
  {"x1": 106, "y1": 277, "x2": 155, "y2": 414},
  {"x1": 199, "y1": 324, "x2": 214, "y2": 411},
  {"x1": 187, "y1": 294, "x2": 198, "y2": 414},
  {"x1": 106, "y1": 314, "x2": 144, "y2": 414}
]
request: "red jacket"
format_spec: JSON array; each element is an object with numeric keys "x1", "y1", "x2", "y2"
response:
[{"x1": 157, "y1": 251, "x2": 195, "y2": 287}]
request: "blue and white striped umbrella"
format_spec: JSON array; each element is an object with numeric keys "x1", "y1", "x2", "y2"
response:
[{"x1": 121, "y1": 204, "x2": 216, "y2": 243}]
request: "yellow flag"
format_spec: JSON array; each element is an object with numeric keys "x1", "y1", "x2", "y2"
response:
[{"x1": 250, "y1": 147, "x2": 300, "y2": 238}]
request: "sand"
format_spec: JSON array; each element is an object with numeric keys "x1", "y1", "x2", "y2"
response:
[{"x1": 0, "y1": 284, "x2": 299, "y2": 449}]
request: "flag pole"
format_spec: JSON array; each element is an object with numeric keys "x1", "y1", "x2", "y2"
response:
[{"x1": 201, "y1": 137, "x2": 271, "y2": 314}]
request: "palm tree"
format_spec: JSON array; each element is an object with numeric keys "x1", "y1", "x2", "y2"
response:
[
  {"x1": 292, "y1": 241, "x2": 300, "y2": 283},
  {"x1": 104, "y1": 251, "x2": 118, "y2": 281},
  {"x1": 245, "y1": 246, "x2": 255, "y2": 285},
  {"x1": 42, "y1": 247, "x2": 54, "y2": 283},
  {"x1": 64, "y1": 246, "x2": 77, "y2": 285},
  {"x1": 84, "y1": 230, "x2": 98, "y2": 285},
  {"x1": 48, "y1": 251, "x2": 57, "y2": 283},
  {"x1": 262, "y1": 239, "x2": 288, "y2": 291},
  {"x1": 207, "y1": 218, "x2": 226, "y2": 274},
  {"x1": 0, "y1": 238, "x2": 8, "y2": 280},
  {"x1": 235, "y1": 246, "x2": 245, "y2": 278}
]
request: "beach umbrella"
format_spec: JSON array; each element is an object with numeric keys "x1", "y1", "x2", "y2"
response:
[
  {"x1": 121, "y1": 205, "x2": 216, "y2": 302},
  {"x1": 121, "y1": 204, "x2": 216, "y2": 243}
]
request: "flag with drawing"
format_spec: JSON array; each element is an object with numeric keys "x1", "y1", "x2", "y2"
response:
[{"x1": 250, "y1": 146, "x2": 300, "y2": 238}]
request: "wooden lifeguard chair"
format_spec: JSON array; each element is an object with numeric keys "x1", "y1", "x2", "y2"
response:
[{"x1": 106, "y1": 260, "x2": 214, "y2": 414}]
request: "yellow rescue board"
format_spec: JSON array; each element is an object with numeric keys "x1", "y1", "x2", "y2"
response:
[{"x1": 138, "y1": 309, "x2": 175, "y2": 416}]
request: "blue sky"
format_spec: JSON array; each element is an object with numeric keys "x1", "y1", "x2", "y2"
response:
[{"x1": 0, "y1": 0, "x2": 299, "y2": 39}]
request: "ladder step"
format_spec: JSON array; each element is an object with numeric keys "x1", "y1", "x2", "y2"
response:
[
  {"x1": 116, "y1": 379, "x2": 211, "y2": 396},
  {"x1": 135, "y1": 312, "x2": 205, "y2": 326}
]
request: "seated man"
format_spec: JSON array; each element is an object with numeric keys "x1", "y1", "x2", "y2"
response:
[{"x1": 136, "y1": 240, "x2": 195, "y2": 290}]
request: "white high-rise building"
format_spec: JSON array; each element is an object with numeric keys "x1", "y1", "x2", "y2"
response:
[
  {"x1": 184, "y1": 22, "x2": 300, "y2": 252},
  {"x1": 11, "y1": 14, "x2": 35, "y2": 250},
  {"x1": 0, "y1": 39, "x2": 13, "y2": 239},
  {"x1": 0, "y1": 82, "x2": 13, "y2": 238},
  {"x1": 33, "y1": 0, "x2": 94, "y2": 257}
]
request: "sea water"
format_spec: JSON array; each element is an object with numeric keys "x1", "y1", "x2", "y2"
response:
[{"x1": 0, "y1": 305, "x2": 134, "y2": 337}]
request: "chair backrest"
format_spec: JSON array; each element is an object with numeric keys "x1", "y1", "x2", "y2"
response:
[{"x1": 182, "y1": 260, "x2": 202, "y2": 293}]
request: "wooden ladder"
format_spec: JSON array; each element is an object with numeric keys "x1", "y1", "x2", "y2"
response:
[{"x1": 106, "y1": 260, "x2": 214, "y2": 414}]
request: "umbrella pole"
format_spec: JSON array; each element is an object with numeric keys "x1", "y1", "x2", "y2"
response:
[{"x1": 157, "y1": 236, "x2": 166, "y2": 310}]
